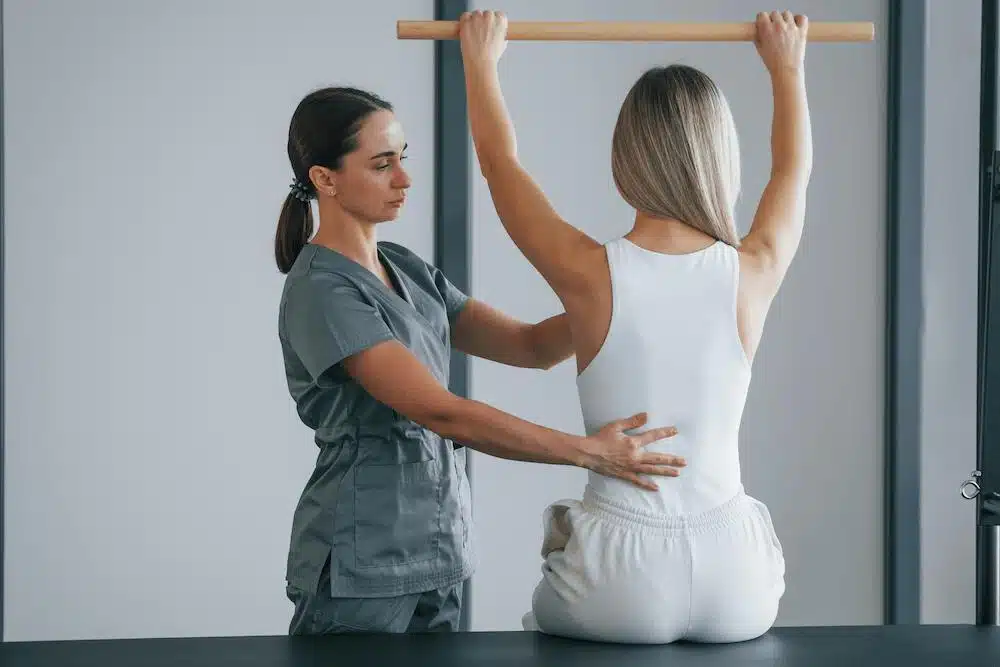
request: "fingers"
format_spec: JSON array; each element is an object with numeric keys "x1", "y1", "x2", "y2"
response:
[
  {"x1": 459, "y1": 10, "x2": 506, "y2": 25},
  {"x1": 757, "y1": 10, "x2": 808, "y2": 30},
  {"x1": 608, "y1": 455, "x2": 684, "y2": 492},
  {"x1": 770, "y1": 10, "x2": 792, "y2": 24},
  {"x1": 617, "y1": 413, "x2": 679, "y2": 439},
  {"x1": 618, "y1": 411, "x2": 649, "y2": 431},
  {"x1": 632, "y1": 425, "x2": 679, "y2": 447},
  {"x1": 616, "y1": 471, "x2": 660, "y2": 492},
  {"x1": 640, "y1": 452, "x2": 687, "y2": 468},
  {"x1": 632, "y1": 463, "x2": 682, "y2": 477}
]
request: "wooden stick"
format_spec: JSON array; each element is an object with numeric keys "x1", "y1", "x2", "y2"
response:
[{"x1": 397, "y1": 20, "x2": 875, "y2": 43}]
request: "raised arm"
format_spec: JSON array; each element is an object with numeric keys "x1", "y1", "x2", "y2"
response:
[
  {"x1": 458, "y1": 10, "x2": 604, "y2": 297},
  {"x1": 740, "y1": 11, "x2": 813, "y2": 295}
]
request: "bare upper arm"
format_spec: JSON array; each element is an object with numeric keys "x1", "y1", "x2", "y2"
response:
[
  {"x1": 741, "y1": 169, "x2": 809, "y2": 290},
  {"x1": 473, "y1": 156, "x2": 611, "y2": 366},
  {"x1": 479, "y1": 158, "x2": 606, "y2": 298},
  {"x1": 735, "y1": 168, "x2": 810, "y2": 362},
  {"x1": 451, "y1": 298, "x2": 535, "y2": 368}
]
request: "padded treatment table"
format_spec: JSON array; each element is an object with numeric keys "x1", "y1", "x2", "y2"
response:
[{"x1": 2, "y1": 625, "x2": 998, "y2": 666}]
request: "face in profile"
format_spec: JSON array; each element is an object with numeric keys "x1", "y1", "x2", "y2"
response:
[{"x1": 318, "y1": 109, "x2": 412, "y2": 224}]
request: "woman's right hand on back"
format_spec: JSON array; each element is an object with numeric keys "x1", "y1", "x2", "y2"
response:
[
  {"x1": 754, "y1": 10, "x2": 808, "y2": 75},
  {"x1": 576, "y1": 413, "x2": 684, "y2": 491}
]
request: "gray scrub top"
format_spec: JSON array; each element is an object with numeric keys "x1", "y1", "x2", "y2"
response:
[{"x1": 278, "y1": 241, "x2": 475, "y2": 598}]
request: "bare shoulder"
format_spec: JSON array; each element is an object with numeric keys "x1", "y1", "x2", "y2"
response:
[
  {"x1": 556, "y1": 235, "x2": 610, "y2": 298},
  {"x1": 549, "y1": 238, "x2": 610, "y2": 322},
  {"x1": 576, "y1": 238, "x2": 610, "y2": 275}
]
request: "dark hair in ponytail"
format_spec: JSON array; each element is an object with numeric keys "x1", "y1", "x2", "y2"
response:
[{"x1": 274, "y1": 87, "x2": 393, "y2": 274}]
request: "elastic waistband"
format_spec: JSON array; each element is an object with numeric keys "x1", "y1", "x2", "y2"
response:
[{"x1": 581, "y1": 485, "x2": 751, "y2": 534}]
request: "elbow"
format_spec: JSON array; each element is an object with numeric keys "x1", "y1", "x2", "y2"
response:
[
  {"x1": 522, "y1": 324, "x2": 550, "y2": 370},
  {"x1": 524, "y1": 323, "x2": 571, "y2": 371},
  {"x1": 534, "y1": 348, "x2": 564, "y2": 371},
  {"x1": 535, "y1": 358, "x2": 557, "y2": 371},
  {"x1": 476, "y1": 150, "x2": 519, "y2": 181},
  {"x1": 418, "y1": 394, "x2": 467, "y2": 441}
]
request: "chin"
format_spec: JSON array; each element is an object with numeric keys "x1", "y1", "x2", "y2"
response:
[{"x1": 377, "y1": 207, "x2": 404, "y2": 223}]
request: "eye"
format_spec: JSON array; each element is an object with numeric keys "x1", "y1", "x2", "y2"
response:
[{"x1": 376, "y1": 154, "x2": 407, "y2": 171}]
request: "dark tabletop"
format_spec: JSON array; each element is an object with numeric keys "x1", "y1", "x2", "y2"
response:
[{"x1": 2, "y1": 624, "x2": 998, "y2": 667}]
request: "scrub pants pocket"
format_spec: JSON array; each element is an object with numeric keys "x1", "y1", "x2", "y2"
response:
[
  {"x1": 285, "y1": 560, "x2": 467, "y2": 635},
  {"x1": 286, "y1": 559, "x2": 418, "y2": 635},
  {"x1": 286, "y1": 583, "x2": 418, "y2": 635}
]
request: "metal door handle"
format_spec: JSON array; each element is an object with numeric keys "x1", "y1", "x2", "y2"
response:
[{"x1": 963, "y1": 470, "x2": 982, "y2": 499}]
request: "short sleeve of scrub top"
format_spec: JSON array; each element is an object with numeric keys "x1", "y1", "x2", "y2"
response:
[{"x1": 282, "y1": 275, "x2": 397, "y2": 382}]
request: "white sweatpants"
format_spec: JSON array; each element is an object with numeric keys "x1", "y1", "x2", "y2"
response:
[{"x1": 522, "y1": 486, "x2": 785, "y2": 644}]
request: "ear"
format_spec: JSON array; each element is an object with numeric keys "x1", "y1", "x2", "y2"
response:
[{"x1": 308, "y1": 165, "x2": 338, "y2": 198}]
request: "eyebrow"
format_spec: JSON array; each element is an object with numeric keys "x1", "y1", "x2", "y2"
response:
[{"x1": 370, "y1": 143, "x2": 408, "y2": 160}]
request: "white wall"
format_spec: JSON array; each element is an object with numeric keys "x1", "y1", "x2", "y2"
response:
[
  {"x1": 920, "y1": 0, "x2": 980, "y2": 624},
  {"x1": 467, "y1": 0, "x2": 889, "y2": 630},
  {"x1": 3, "y1": 0, "x2": 436, "y2": 642}
]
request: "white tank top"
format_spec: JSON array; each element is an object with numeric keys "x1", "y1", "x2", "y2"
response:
[{"x1": 577, "y1": 237, "x2": 752, "y2": 516}]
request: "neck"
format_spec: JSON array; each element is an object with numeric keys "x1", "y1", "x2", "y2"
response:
[
  {"x1": 311, "y1": 200, "x2": 380, "y2": 272},
  {"x1": 625, "y1": 211, "x2": 716, "y2": 254}
]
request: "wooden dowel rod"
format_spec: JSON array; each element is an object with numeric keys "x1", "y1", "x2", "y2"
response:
[{"x1": 397, "y1": 20, "x2": 875, "y2": 43}]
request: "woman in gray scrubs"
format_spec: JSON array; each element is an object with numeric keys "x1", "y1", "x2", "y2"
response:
[{"x1": 274, "y1": 87, "x2": 686, "y2": 635}]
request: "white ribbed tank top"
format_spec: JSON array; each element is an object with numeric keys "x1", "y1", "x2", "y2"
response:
[{"x1": 577, "y1": 237, "x2": 752, "y2": 516}]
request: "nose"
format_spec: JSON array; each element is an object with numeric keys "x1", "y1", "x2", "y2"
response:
[{"x1": 393, "y1": 163, "x2": 412, "y2": 190}]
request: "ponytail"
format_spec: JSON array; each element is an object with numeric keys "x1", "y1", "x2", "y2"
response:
[{"x1": 274, "y1": 191, "x2": 314, "y2": 274}]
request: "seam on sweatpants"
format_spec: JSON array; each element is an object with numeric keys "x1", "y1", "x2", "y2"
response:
[{"x1": 684, "y1": 527, "x2": 695, "y2": 635}]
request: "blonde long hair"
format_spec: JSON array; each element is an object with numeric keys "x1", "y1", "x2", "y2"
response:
[{"x1": 611, "y1": 64, "x2": 741, "y2": 246}]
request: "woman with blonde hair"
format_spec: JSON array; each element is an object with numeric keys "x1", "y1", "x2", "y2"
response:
[{"x1": 459, "y1": 9, "x2": 811, "y2": 643}]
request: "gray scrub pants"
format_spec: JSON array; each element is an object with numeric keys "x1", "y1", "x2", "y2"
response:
[{"x1": 286, "y1": 562, "x2": 465, "y2": 634}]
